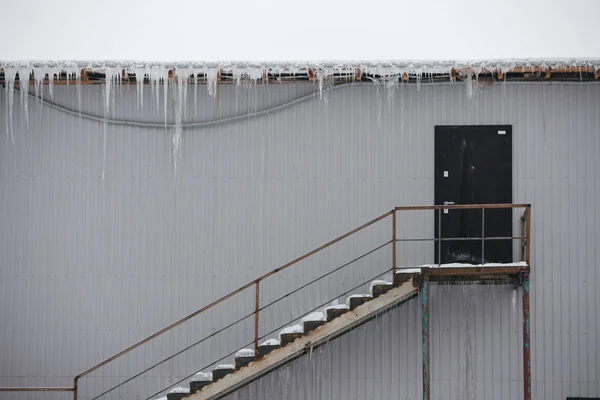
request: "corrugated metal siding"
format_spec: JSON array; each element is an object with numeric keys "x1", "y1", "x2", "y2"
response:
[{"x1": 0, "y1": 81, "x2": 599, "y2": 399}]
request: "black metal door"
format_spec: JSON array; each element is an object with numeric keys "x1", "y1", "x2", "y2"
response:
[{"x1": 434, "y1": 125, "x2": 512, "y2": 264}]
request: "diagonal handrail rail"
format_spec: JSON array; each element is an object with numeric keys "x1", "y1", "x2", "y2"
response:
[
  {"x1": 72, "y1": 208, "x2": 394, "y2": 398},
  {"x1": 0, "y1": 204, "x2": 531, "y2": 399}
]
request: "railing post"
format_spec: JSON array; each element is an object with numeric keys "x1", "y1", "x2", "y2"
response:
[
  {"x1": 392, "y1": 209, "x2": 397, "y2": 284},
  {"x1": 522, "y1": 272, "x2": 531, "y2": 400},
  {"x1": 254, "y1": 281, "x2": 260, "y2": 354},
  {"x1": 526, "y1": 205, "x2": 532, "y2": 265},
  {"x1": 481, "y1": 208, "x2": 485, "y2": 263},
  {"x1": 73, "y1": 378, "x2": 77, "y2": 400},
  {"x1": 437, "y1": 208, "x2": 442, "y2": 266},
  {"x1": 520, "y1": 211, "x2": 527, "y2": 262},
  {"x1": 421, "y1": 272, "x2": 430, "y2": 400}
]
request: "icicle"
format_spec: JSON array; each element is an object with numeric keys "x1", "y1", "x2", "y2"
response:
[
  {"x1": 75, "y1": 68, "x2": 82, "y2": 117},
  {"x1": 134, "y1": 67, "x2": 146, "y2": 111},
  {"x1": 376, "y1": 79, "x2": 382, "y2": 127},
  {"x1": 163, "y1": 69, "x2": 169, "y2": 127},
  {"x1": 4, "y1": 68, "x2": 17, "y2": 143},
  {"x1": 316, "y1": 70, "x2": 325, "y2": 99},
  {"x1": 33, "y1": 67, "x2": 46, "y2": 110},
  {"x1": 172, "y1": 68, "x2": 188, "y2": 177},
  {"x1": 47, "y1": 67, "x2": 61, "y2": 100},
  {"x1": 16, "y1": 67, "x2": 32, "y2": 126},
  {"x1": 232, "y1": 65, "x2": 243, "y2": 86},
  {"x1": 149, "y1": 65, "x2": 163, "y2": 113},
  {"x1": 102, "y1": 67, "x2": 120, "y2": 181},
  {"x1": 104, "y1": 67, "x2": 121, "y2": 117},
  {"x1": 179, "y1": 67, "x2": 192, "y2": 121},
  {"x1": 206, "y1": 68, "x2": 219, "y2": 99},
  {"x1": 247, "y1": 66, "x2": 263, "y2": 85},
  {"x1": 193, "y1": 70, "x2": 198, "y2": 118},
  {"x1": 462, "y1": 71, "x2": 475, "y2": 99},
  {"x1": 385, "y1": 77, "x2": 396, "y2": 112}
]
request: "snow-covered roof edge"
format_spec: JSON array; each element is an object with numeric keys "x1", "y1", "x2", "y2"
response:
[
  {"x1": 1, "y1": 58, "x2": 600, "y2": 77},
  {"x1": 0, "y1": 57, "x2": 599, "y2": 68}
]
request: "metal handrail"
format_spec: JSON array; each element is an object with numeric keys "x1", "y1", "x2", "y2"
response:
[
  {"x1": 0, "y1": 388, "x2": 74, "y2": 392},
  {"x1": 91, "y1": 239, "x2": 393, "y2": 400},
  {"x1": 143, "y1": 264, "x2": 396, "y2": 400},
  {"x1": 0, "y1": 203, "x2": 531, "y2": 399},
  {"x1": 71, "y1": 208, "x2": 394, "y2": 399}
]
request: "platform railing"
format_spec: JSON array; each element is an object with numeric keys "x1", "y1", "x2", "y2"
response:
[{"x1": 0, "y1": 203, "x2": 531, "y2": 400}]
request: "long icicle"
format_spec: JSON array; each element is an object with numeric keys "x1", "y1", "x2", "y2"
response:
[{"x1": 4, "y1": 68, "x2": 17, "y2": 143}]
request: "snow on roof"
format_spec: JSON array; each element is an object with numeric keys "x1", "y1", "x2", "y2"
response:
[
  {"x1": 1, "y1": 58, "x2": 599, "y2": 90},
  {"x1": 1, "y1": 57, "x2": 599, "y2": 73}
]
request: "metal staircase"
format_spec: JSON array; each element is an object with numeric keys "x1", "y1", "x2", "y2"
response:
[{"x1": 0, "y1": 204, "x2": 532, "y2": 400}]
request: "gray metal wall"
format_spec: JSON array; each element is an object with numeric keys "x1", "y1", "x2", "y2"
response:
[{"x1": 1, "y1": 80, "x2": 599, "y2": 400}]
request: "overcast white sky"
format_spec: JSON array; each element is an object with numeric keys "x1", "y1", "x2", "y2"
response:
[{"x1": 1, "y1": 0, "x2": 598, "y2": 61}]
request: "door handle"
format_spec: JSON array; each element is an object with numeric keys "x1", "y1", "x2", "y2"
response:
[{"x1": 443, "y1": 201, "x2": 455, "y2": 213}]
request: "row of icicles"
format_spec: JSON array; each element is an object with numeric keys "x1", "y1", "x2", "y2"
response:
[{"x1": 2, "y1": 64, "x2": 512, "y2": 178}]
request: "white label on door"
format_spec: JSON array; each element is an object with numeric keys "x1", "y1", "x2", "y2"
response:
[
  {"x1": 444, "y1": 209, "x2": 449, "y2": 214},
  {"x1": 498, "y1": 130, "x2": 506, "y2": 135},
  {"x1": 443, "y1": 171, "x2": 449, "y2": 177}
]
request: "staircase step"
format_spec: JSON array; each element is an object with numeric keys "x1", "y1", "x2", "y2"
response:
[
  {"x1": 369, "y1": 280, "x2": 394, "y2": 298},
  {"x1": 234, "y1": 349, "x2": 256, "y2": 370},
  {"x1": 346, "y1": 294, "x2": 372, "y2": 310},
  {"x1": 395, "y1": 270, "x2": 418, "y2": 286},
  {"x1": 189, "y1": 372, "x2": 213, "y2": 393},
  {"x1": 167, "y1": 387, "x2": 190, "y2": 400},
  {"x1": 324, "y1": 304, "x2": 350, "y2": 322},
  {"x1": 300, "y1": 311, "x2": 327, "y2": 334},
  {"x1": 235, "y1": 356, "x2": 254, "y2": 370},
  {"x1": 212, "y1": 365, "x2": 235, "y2": 381},
  {"x1": 189, "y1": 380, "x2": 211, "y2": 394},
  {"x1": 189, "y1": 278, "x2": 418, "y2": 400},
  {"x1": 303, "y1": 320, "x2": 326, "y2": 333},
  {"x1": 257, "y1": 339, "x2": 280, "y2": 356},
  {"x1": 280, "y1": 332, "x2": 303, "y2": 346},
  {"x1": 279, "y1": 324, "x2": 304, "y2": 346}
]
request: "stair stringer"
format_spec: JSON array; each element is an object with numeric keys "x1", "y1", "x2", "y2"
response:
[{"x1": 188, "y1": 277, "x2": 419, "y2": 400}]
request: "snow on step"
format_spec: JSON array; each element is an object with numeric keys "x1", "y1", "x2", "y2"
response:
[
  {"x1": 323, "y1": 304, "x2": 350, "y2": 311},
  {"x1": 193, "y1": 371, "x2": 213, "y2": 381},
  {"x1": 169, "y1": 387, "x2": 190, "y2": 394},
  {"x1": 214, "y1": 364, "x2": 235, "y2": 370},
  {"x1": 369, "y1": 280, "x2": 393, "y2": 295},
  {"x1": 278, "y1": 324, "x2": 304, "y2": 339},
  {"x1": 259, "y1": 338, "x2": 280, "y2": 346},
  {"x1": 397, "y1": 261, "x2": 528, "y2": 272},
  {"x1": 235, "y1": 349, "x2": 255, "y2": 357},
  {"x1": 345, "y1": 294, "x2": 372, "y2": 306},
  {"x1": 300, "y1": 311, "x2": 326, "y2": 323},
  {"x1": 397, "y1": 268, "x2": 422, "y2": 274}
]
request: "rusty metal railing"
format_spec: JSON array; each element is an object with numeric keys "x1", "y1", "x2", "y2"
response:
[{"x1": 0, "y1": 203, "x2": 531, "y2": 400}]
